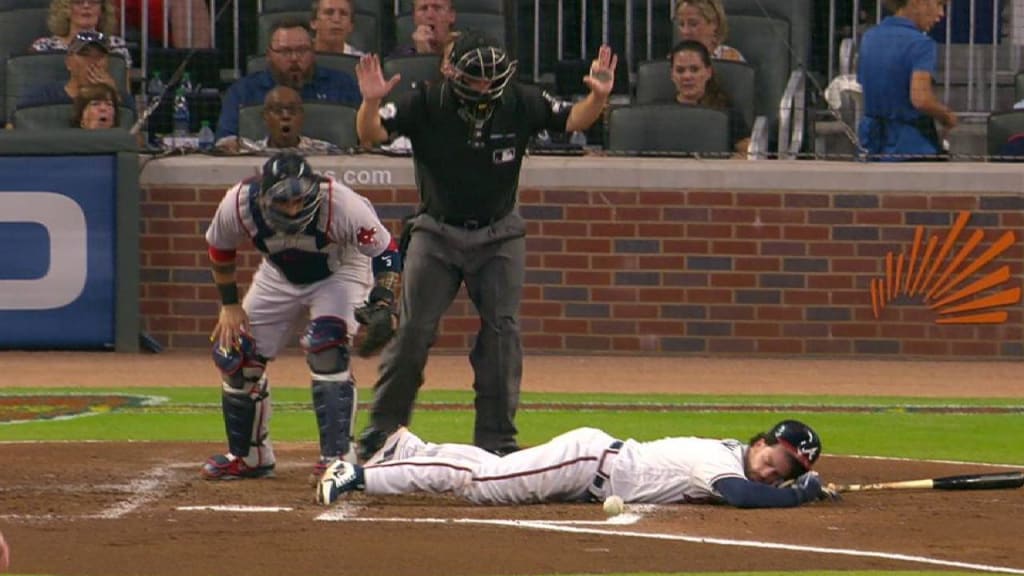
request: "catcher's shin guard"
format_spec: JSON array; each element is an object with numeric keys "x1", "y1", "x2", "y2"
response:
[
  {"x1": 303, "y1": 316, "x2": 356, "y2": 460},
  {"x1": 212, "y1": 336, "x2": 275, "y2": 468}
]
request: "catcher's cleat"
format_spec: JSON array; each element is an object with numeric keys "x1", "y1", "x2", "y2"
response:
[
  {"x1": 200, "y1": 454, "x2": 275, "y2": 480},
  {"x1": 364, "y1": 426, "x2": 413, "y2": 466},
  {"x1": 316, "y1": 459, "x2": 365, "y2": 505}
]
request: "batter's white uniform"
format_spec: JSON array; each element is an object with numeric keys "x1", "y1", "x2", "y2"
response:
[
  {"x1": 363, "y1": 427, "x2": 749, "y2": 505},
  {"x1": 206, "y1": 176, "x2": 392, "y2": 358}
]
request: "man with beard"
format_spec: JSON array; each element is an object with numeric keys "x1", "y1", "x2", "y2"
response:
[{"x1": 215, "y1": 18, "x2": 360, "y2": 152}]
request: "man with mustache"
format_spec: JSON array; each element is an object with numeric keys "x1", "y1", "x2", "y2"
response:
[{"x1": 215, "y1": 18, "x2": 360, "y2": 153}]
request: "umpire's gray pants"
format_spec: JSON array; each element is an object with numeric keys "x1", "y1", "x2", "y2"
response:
[{"x1": 370, "y1": 212, "x2": 525, "y2": 451}]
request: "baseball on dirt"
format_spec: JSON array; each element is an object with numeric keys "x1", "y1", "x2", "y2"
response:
[{"x1": 603, "y1": 495, "x2": 624, "y2": 517}]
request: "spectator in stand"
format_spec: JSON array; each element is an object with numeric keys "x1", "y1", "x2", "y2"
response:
[
  {"x1": 227, "y1": 86, "x2": 341, "y2": 154},
  {"x1": 670, "y1": 40, "x2": 749, "y2": 157},
  {"x1": 673, "y1": 0, "x2": 744, "y2": 62},
  {"x1": 312, "y1": 0, "x2": 364, "y2": 56},
  {"x1": 71, "y1": 82, "x2": 121, "y2": 129},
  {"x1": 122, "y1": 0, "x2": 212, "y2": 49},
  {"x1": 857, "y1": 0, "x2": 956, "y2": 161},
  {"x1": 32, "y1": 0, "x2": 132, "y2": 69},
  {"x1": 215, "y1": 18, "x2": 360, "y2": 152},
  {"x1": 16, "y1": 31, "x2": 135, "y2": 115},
  {"x1": 391, "y1": 0, "x2": 456, "y2": 56}
]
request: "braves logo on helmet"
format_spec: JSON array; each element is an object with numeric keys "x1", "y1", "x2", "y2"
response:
[{"x1": 770, "y1": 420, "x2": 821, "y2": 471}]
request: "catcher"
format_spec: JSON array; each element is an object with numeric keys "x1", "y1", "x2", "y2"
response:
[
  {"x1": 201, "y1": 151, "x2": 401, "y2": 482},
  {"x1": 317, "y1": 419, "x2": 841, "y2": 508}
]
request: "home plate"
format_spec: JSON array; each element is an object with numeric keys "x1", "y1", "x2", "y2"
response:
[{"x1": 177, "y1": 505, "x2": 293, "y2": 513}]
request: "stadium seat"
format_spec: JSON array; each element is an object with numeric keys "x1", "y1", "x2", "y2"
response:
[
  {"x1": 635, "y1": 59, "x2": 756, "y2": 130},
  {"x1": 986, "y1": 111, "x2": 1024, "y2": 157},
  {"x1": 238, "y1": 101, "x2": 358, "y2": 150},
  {"x1": 12, "y1": 103, "x2": 135, "y2": 130},
  {"x1": 258, "y1": 9, "x2": 381, "y2": 55},
  {"x1": 381, "y1": 53, "x2": 442, "y2": 96},
  {"x1": 606, "y1": 103, "x2": 731, "y2": 156},
  {"x1": 5, "y1": 52, "x2": 129, "y2": 124},
  {"x1": 247, "y1": 52, "x2": 360, "y2": 78},
  {"x1": 1015, "y1": 71, "x2": 1024, "y2": 103},
  {"x1": 0, "y1": 0, "x2": 50, "y2": 10}
]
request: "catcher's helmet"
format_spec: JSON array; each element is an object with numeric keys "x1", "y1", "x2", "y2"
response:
[
  {"x1": 769, "y1": 419, "x2": 821, "y2": 476},
  {"x1": 258, "y1": 151, "x2": 322, "y2": 234}
]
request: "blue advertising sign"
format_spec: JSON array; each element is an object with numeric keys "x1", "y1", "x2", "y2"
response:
[{"x1": 0, "y1": 156, "x2": 116, "y2": 348}]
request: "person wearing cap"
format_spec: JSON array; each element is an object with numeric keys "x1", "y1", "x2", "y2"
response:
[
  {"x1": 351, "y1": 30, "x2": 614, "y2": 463},
  {"x1": 315, "y1": 420, "x2": 840, "y2": 509},
  {"x1": 32, "y1": 0, "x2": 132, "y2": 69},
  {"x1": 15, "y1": 31, "x2": 135, "y2": 115}
]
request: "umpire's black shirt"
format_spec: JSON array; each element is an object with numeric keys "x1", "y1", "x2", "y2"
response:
[{"x1": 380, "y1": 81, "x2": 573, "y2": 223}]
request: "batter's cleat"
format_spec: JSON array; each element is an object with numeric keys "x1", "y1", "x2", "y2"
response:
[
  {"x1": 364, "y1": 426, "x2": 413, "y2": 466},
  {"x1": 316, "y1": 460, "x2": 365, "y2": 505},
  {"x1": 200, "y1": 454, "x2": 275, "y2": 480},
  {"x1": 308, "y1": 447, "x2": 357, "y2": 486},
  {"x1": 355, "y1": 425, "x2": 394, "y2": 463}
]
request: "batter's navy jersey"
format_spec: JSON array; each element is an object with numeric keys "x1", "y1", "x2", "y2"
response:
[{"x1": 379, "y1": 82, "x2": 573, "y2": 222}]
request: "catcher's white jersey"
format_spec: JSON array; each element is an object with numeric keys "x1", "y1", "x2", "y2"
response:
[
  {"x1": 206, "y1": 177, "x2": 391, "y2": 358},
  {"x1": 363, "y1": 427, "x2": 749, "y2": 505}
]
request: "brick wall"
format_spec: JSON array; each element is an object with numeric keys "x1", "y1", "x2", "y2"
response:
[{"x1": 139, "y1": 184, "x2": 1024, "y2": 358}]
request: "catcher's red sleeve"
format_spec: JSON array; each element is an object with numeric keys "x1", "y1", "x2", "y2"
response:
[{"x1": 208, "y1": 246, "x2": 237, "y2": 263}]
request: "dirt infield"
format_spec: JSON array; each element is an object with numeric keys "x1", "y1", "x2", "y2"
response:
[{"x1": 0, "y1": 352, "x2": 1022, "y2": 575}]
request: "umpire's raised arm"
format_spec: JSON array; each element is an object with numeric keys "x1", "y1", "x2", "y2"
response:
[
  {"x1": 565, "y1": 44, "x2": 617, "y2": 133},
  {"x1": 355, "y1": 54, "x2": 402, "y2": 147}
]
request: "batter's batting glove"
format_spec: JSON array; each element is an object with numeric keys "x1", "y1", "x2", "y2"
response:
[
  {"x1": 354, "y1": 286, "x2": 397, "y2": 357},
  {"x1": 791, "y1": 471, "x2": 841, "y2": 504}
]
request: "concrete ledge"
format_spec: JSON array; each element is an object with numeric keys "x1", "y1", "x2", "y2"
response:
[{"x1": 139, "y1": 153, "x2": 1024, "y2": 194}]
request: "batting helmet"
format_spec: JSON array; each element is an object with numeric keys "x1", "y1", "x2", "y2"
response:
[
  {"x1": 768, "y1": 419, "x2": 821, "y2": 476},
  {"x1": 258, "y1": 152, "x2": 322, "y2": 234}
]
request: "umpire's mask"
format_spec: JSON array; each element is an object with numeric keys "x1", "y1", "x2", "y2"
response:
[
  {"x1": 446, "y1": 30, "x2": 517, "y2": 148},
  {"x1": 258, "y1": 151, "x2": 322, "y2": 235}
]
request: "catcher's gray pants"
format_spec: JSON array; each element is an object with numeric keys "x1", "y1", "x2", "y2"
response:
[{"x1": 369, "y1": 211, "x2": 525, "y2": 452}]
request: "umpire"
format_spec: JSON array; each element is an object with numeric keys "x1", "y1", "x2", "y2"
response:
[{"x1": 352, "y1": 30, "x2": 617, "y2": 459}]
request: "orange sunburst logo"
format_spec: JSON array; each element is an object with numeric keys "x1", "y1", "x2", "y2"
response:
[{"x1": 870, "y1": 211, "x2": 1021, "y2": 324}]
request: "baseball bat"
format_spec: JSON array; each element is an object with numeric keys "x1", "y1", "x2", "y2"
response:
[{"x1": 829, "y1": 471, "x2": 1024, "y2": 493}]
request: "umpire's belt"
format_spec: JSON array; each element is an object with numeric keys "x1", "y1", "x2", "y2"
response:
[
  {"x1": 591, "y1": 440, "x2": 624, "y2": 492},
  {"x1": 429, "y1": 211, "x2": 507, "y2": 230}
]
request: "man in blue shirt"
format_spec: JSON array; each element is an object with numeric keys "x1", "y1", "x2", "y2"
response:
[
  {"x1": 215, "y1": 18, "x2": 361, "y2": 152},
  {"x1": 15, "y1": 31, "x2": 135, "y2": 120},
  {"x1": 857, "y1": 0, "x2": 957, "y2": 161}
]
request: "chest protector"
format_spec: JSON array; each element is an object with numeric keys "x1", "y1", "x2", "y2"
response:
[{"x1": 242, "y1": 181, "x2": 334, "y2": 285}]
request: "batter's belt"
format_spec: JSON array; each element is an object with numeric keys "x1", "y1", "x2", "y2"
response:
[{"x1": 587, "y1": 440, "x2": 623, "y2": 501}]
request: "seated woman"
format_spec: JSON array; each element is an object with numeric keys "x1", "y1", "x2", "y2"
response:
[
  {"x1": 670, "y1": 40, "x2": 750, "y2": 157},
  {"x1": 72, "y1": 82, "x2": 120, "y2": 129},
  {"x1": 673, "y1": 0, "x2": 744, "y2": 62},
  {"x1": 32, "y1": 0, "x2": 132, "y2": 69}
]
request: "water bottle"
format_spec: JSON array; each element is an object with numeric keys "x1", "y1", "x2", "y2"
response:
[
  {"x1": 172, "y1": 86, "x2": 190, "y2": 138},
  {"x1": 146, "y1": 70, "x2": 164, "y2": 104},
  {"x1": 180, "y1": 72, "x2": 194, "y2": 95},
  {"x1": 197, "y1": 120, "x2": 215, "y2": 152}
]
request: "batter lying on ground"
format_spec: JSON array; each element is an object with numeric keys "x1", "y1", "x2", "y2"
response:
[{"x1": 316, "y1": 420, "x2": 840, "y2": 508}]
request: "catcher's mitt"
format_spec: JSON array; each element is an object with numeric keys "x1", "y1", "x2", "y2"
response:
[{"x1": 354, "y1": 287, "x2": 396, "y2": 357}]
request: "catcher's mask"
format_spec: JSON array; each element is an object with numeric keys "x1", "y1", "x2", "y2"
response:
[
  {"x1": 768, "y1": 419, "x2": 822, "y2": 478},
  {"x1": 446, "y1": 30, "x2": 517, "y2": 147},
  {"x1": 258, "y1": 152, "x2": 322, "y2": 235}
]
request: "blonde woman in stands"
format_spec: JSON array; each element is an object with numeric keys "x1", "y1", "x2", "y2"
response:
[
  {"x1": 671, "y1": 40, "x2": 750, "y2": 157},
  {"x1": 32, "y1": 0, "x2": 132, "y2": 69},
  {"x1": 673, "y1": 0, "x2": 744, "y2": 62}
]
